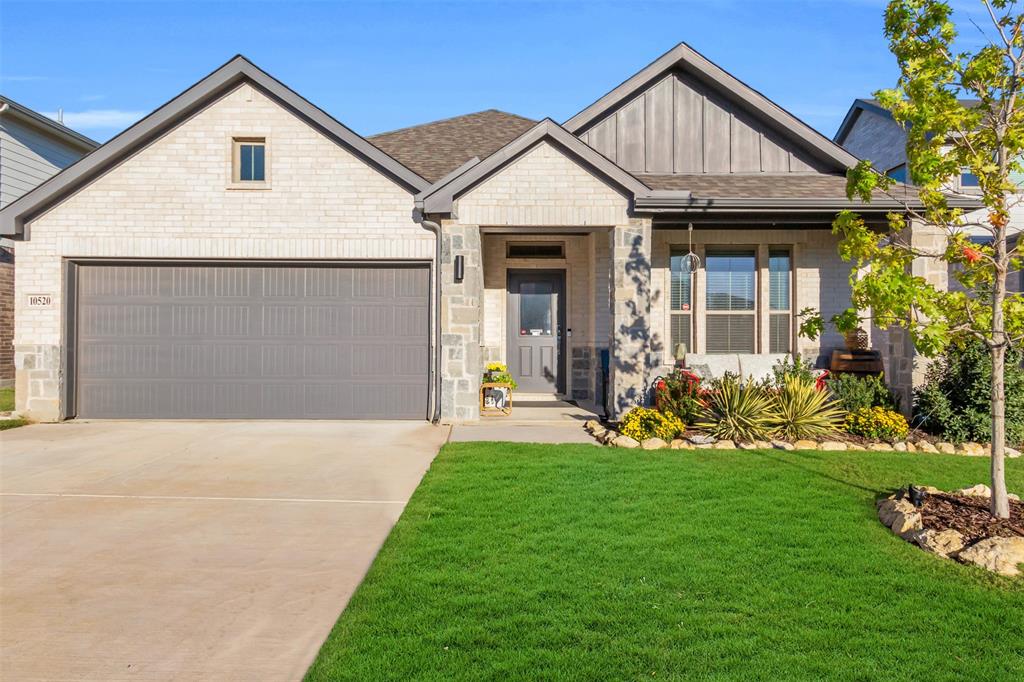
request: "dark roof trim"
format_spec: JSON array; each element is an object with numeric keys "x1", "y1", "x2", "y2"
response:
[
  {"x1": 635, "y1": 191, "x2": 983, "y2": 213},
  {"x1": 833, "y1": 98, "x2": 895, "y2": 145},
  {"x1": 0, "y1": 95, "x2": 99, "y2": 150},
  {"x1": 0, "y1": 55, "x2": 429, "y2": 236},
  {"x1": 419, "y1": 118, "x2": 655, "y2": 214},
  {"x1": 563, "y1": 42, "x2": 860, "y2": 173}
]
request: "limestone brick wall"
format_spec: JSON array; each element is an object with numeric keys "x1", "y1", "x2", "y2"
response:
[
  {"x1": 453, "y1": 142, "x2": 630, "y2": 226},
  {"x1": 14, "y1": 82, "x2": 428, "y2": 420}
]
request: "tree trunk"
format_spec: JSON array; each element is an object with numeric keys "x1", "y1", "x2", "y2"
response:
[{"x1": 991, "y1": 210, "x2": 1010, "y2": 519}]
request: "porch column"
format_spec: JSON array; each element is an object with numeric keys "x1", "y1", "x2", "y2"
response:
[
  {"x1": 608, "y1": 218, "x2": 654, "y2": 420},
  {"x1": 881, "y1": 220, "x2": 949, "y2": 414},
  {"x1": 440, "y1": 221, "x2": 483, "y2": 422}
]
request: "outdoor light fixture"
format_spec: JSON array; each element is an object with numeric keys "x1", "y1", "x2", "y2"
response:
[{"x1": 454, "y1": 255, "x2": 465, "y2": 283}]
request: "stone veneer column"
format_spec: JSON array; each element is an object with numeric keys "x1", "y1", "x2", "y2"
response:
[
  {"x1": 14, "y1": 344, "x2": 61, "y2": 421},
  {"x1": 608, "y1": 219, "x2": 654, "y2": 420},
  {"x1": 440, "y1": 221, "x2": 483, "y2": 422},
  {"x1": 882, "y1": 221, "x2": 949, "y2": 414}
]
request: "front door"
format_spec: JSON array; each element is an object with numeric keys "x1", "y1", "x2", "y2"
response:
[{"x1": 507, "y1": 270, "x2": 565, "y2": 394}]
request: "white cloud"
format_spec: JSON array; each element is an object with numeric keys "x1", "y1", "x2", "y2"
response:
[{"x1": 42, "y1": 109, "x2": 146, "y2": 129}]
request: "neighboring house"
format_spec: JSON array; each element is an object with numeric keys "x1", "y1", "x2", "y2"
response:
[
  {"x1": 0, "y1": 45, "x2": 977, "y2": 422},
  {"x1": 835, "y1": 97, "x2": 1023, "y2": 294},
  {"x1": 0, "y1": 96, "x2": 97, "y2": 389}
]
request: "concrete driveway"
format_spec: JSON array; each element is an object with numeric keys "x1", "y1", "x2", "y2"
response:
[{"x1": 0, "y1": 420, "x2": 449, "y2": 681}]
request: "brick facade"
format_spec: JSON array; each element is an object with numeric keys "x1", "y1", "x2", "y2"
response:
[
  {"x1": 0, "y1": 247, "x2": 13, "y2": 388},
  {"x1": 14, "y1": 83, "x2": 428, "y2": 420}
]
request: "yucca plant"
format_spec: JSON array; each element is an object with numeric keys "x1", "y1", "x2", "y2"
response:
[
  {"x1": 696, "y1": 374, "x2": 776, "y2": 442},
  {"x1": 770, "y1": 376, "x2": 845, "y2": 440}
]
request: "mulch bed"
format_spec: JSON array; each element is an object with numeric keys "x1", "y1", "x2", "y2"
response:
[{"x1": 918, "y1": 492, "x2": 1024, "y2": 543}]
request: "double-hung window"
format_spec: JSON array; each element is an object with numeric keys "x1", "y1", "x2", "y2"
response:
[
  {"x1": 669, "y1": 249, "x2": 695, "y2": 354},
  {"x1": 768, "y1": 249, "x2": 792, "y2": 353},
  {"x1": 705, "y1": 250, "x2": 756, "y2": 353}
]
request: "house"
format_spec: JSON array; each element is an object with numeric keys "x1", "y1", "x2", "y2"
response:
[
  {"x1": 835, "y1": 97, "x2": 1023, "y2": 293},
  {"x1": 0, "y1": 44, "x2": 977, "y2": 422},
  {"x1": 0, "y1": 96, "x2": 97, "y2": 389}
]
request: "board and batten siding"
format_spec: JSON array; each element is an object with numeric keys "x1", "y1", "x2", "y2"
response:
[
  {"x1": 0, "y1": 115, "x2": 91, "y2": 208},
  {"x1": 578, "y1": 71, "x2": 829, "y2": 175}
]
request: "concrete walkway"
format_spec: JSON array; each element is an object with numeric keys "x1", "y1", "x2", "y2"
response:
[
  {"x1": 0, "y1": 420, "x2": 449, "y2": 681},
  {"x1": 450, "y1": 398, "x2": 601, "y2": 444}
]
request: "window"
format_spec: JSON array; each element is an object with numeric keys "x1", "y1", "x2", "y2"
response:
[
  {"x1": 507, "y1": 242, "x2": 565, "y2": 259},
  {"x1": 705, "y1": 250, "x2": 756, "y2": 354},
  {"x1": 768, "y1": 250, "x2": 792, "y2": 353},
  {"x1": 960, "y1": 170, "x2": 980, "y2": 187},
  {"x1": 670, "y1": 249, "x2": 694, "y2": 355},
  {"x1": 519, "y1": 281, "x2": 553, "y2": 336},
  {"x1": 233, "y1": 138, "x2": 266, "y2": 183},
  {"x1": 887, "y1": 163, "x2": 908, "y2": 183}
]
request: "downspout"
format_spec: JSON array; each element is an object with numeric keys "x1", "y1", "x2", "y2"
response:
[{"x1": 419, "y1": 217, "x2": 443, "y2": 424}]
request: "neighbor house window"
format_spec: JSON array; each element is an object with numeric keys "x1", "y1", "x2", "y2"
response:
[
  {"x1": 887, "y1": 163, "x2": 908, "y2": 183},
  {"x1": 233, "y1": 138, "x2": 266, "y2": 182},
  {"x1": 705, "y1": 250, "x2": 756, "y2": 354},
  {"x1": 960, "y1": 170, "x2": 980, "y2": 187},
  {"x1": 768, "y1": 250, "x2": 792, "y2": 353},
  {"x1": 670, "y1": 249, "x2": 694, "y2": 354}
]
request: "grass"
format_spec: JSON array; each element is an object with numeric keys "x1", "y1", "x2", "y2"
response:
[
  {"x1": 0, "y1": 418, "x2": 29, "y2": 431},
  {"x1": 307, "y1": 444, "x2": 1024, "y2": 681},
  {"x1": 0, "y1": 387, "x2": 14, "y2": 412}
]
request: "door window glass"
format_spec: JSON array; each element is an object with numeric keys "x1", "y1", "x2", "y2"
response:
[{"x1": 519, "y1": 282, "x2": 552, "y2": 335}]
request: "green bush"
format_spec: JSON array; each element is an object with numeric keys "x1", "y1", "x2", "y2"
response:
[
  {"x1": 696, "y1": 374, "x2": 776, "y2": 442},
  {"x1": 771, "y1": 355, "x2": 818, "y2": 386},
  {"x1": 914, "y1": 340, "x2": 1024, "y2": 445},
  {"x1": 620, "y1": 407, "x2": 685, "y2": 442},
  {"x1": 845, "y1": 406, "x2": 909, "y2": 442},
  {"x1": 769, "y1": 376, "x2": 845, "y2": 441},
  {"x1": 826, "y1": 373, "x2": 900, "y2": 413}
]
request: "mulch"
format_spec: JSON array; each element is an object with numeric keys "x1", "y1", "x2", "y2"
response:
[{"x1": 917, "y1": 492, "x2": 1024, "y2": 543}]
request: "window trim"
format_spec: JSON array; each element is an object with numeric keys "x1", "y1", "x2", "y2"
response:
[
  {"x1": 227, "y1": 135, "x2": 271, "y2": 190},
  {"x1": 704, "y1": 248, "x2": 758, "y2": 355}
]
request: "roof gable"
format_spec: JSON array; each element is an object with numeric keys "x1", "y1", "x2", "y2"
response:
[
  {"x1": 565, "y1": 43, "x2": 859, "y2": 173},
  {"x1": 419, "y1": 119, "x2": 654, "y2": 215},
  {"x1": 0, "y1": 55, "x2": 429, "y2": 236}
]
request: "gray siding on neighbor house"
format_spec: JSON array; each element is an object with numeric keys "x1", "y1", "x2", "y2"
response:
[
  {"x1": 577, "y1": 71, "x2": 830, "y2": 175},
  {"x1": 837, "y1": 107, "x2": 907, "y2": 173},
  {"x1": 0, "y1": 116, "x2": 89, "y2": 208}
]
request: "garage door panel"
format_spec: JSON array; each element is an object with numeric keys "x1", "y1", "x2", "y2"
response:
[{"x1": 75, "y1": 263, "x2": 428, "y2": 419}]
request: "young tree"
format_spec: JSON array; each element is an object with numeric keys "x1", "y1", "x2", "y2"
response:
[{"x1": 802, "y1": 0, "x2": 1024, "y2": 517}]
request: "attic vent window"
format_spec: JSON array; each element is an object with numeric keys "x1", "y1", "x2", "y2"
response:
[
  {"x1": 506, "y1": 242, "x2": 565, "y2": 259},
  {"x1": 233, "y1": 137, "x2": 266, "y2": 183}
]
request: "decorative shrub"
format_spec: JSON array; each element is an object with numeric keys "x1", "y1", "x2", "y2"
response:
[
  {"x1": 827, "y1": 372, "x2": 899, "y2": 413},
  {"x1": 914, "y1": 340, "x2": 1024, "y2": 445},
  {"x1": 620, "y1": 407, "x2": 685, "y2": 442},
  {"x1": 769, "y1": 376, "x2": 846, "y2": 440},
  {"x1": 696, "y1": 374, "x2": 776, "y2": 442},
  {"x1": 483, "y1": 361, "x2": 517, "y2": 390},
  {"x1": 845, "y1": 407, "x2": 909, "y2": 442},
  {"x1": 771, "y1": 355, "x2": 818, "y2": 386},
  {"x1": 653, "y1": 369, "x2": 703, "y2": 425}
]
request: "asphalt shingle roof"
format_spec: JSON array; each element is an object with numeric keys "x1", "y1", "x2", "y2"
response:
[
  {"x1": 636, "y1": 172, "x2": 921, "y2": 201},
  {"x1": 368, "y1": 110, "x2": 537, "y2": 183}
]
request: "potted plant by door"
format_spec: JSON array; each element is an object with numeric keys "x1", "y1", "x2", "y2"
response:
[{"x1": 481, "y1": 362, "x2": 517, "y2": 416}]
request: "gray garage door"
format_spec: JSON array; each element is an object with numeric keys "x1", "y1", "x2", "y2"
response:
[{"x1": 73, "y1": 262, "x2": 429, "y2": 419}]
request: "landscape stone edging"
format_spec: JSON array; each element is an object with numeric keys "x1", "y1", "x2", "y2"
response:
[
  {"x1": 877, "y1": 485, "x2": 1024, "y2": 577},
  {"x1": 581, "y1": 421, "x2": 1022, "y2": 458}
]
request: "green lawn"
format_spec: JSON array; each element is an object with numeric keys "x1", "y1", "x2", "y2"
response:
[
  {"x1": 307, "y1": 444, "x2": 1024, "y2": 681},
  {"x1": 0, "y1": 387, "x2": 14, "y2": 412}
]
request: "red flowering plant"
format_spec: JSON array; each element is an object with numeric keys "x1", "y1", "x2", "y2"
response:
[{"x1": 653, "y1": 368, "x2": 704, "y2": 425}]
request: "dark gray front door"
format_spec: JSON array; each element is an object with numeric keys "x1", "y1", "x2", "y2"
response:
[
  {"x1": 73, "y1": 262, "x2": 429, "y2": 419},
  {"x1": 507, "y1": 270, "x2": 565, "y2": 393}
]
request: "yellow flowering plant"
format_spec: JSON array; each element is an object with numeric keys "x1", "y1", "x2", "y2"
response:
[
  {"x1": 483, "y1": 362, "x2": 517, "y2": 390},
  {"x1": 620, "y1": 407, "x2": 685, "y2": 443},
  {"x1": 845, "y1": 406, "x2": 909, "y2": 442}
]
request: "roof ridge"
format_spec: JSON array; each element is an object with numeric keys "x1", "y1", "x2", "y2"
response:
[{"x1": 369, "y1": 109, "x2": 536, "y2": 139}]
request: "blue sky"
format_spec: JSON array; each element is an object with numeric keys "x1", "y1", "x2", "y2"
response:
[{"x1": 0, "y1": 1, "x2": 995, "y2": 143}]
